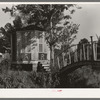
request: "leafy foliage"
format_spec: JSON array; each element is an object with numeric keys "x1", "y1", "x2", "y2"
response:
[
  {"x1": 2, "y1": 4, "x2": 81, "y2": 48},
  {"x1": 0, "y1": 26, "x2": 12, "y2": 53},
  {"x1": 78, "y1": 38, "x2": 90, "y2": 49},
  {"x1": 58, "y1": 65, "x2": 100, "y2": 88}
]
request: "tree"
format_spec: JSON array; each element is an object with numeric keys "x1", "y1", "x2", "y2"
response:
[
  {"x1": 78, "y1": 38, "x2": 89, "y2": 47},
  {"x1": 0, "y1": 25, "x2": 12, "y2": 53},
  {"x1": 54, "y1": 23, "x2": 79, "y2": 69},
  {"x1": 3, "y1": 4, "x2": 81, "y2": 72},
  {"x1": 0, "y1": 16, "x2": 22, "y2": 53}
]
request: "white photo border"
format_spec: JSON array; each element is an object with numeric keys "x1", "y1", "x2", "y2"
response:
[{"x1": 0, "y1": 2, "x2": 100, "y2": 98}]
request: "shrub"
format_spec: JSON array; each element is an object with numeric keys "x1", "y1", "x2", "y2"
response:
[
  {"x1": 61, "y1": 65, "x2": 100, "y2": 88},
  {"x1": 0, "y1": 71, "x2": 59, "y2": 88},
  {"x1": 0, "y1": 59, "x2": 60, "y2": 88}
]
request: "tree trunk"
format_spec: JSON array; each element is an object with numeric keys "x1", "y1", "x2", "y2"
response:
[
  {"x1": 49, "y1": 5, "x2": 55, "y2": 72},
  {"x1": 11, "y1": 31, "x2": 17, "y2": 62}
]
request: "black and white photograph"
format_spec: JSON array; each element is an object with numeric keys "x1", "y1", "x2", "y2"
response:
[{"x1": 0, "y1": 3, "x2": 100, "y2": 89}]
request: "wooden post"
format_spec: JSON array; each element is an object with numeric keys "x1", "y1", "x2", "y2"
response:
[
  {"x1": 57, "y1": 57, "x2": 60, "y2": 69},
  {"x1": 76, "y1": 50, "x2": 78, "y2": 62},
  {"x1": 64, "y1": 58, "x2": 67, "y2": 66},
  {"x1": 95, "y1": 43, "x2": 97, "y2": 60},
  {"x1": 74, "y1": 52, "x2": 76, "y2": 62},
  {"x1": 83, "y1": 44, "x2": 86, "y2": 60},
  {"x1": 90, "y1": 36, "x2": 94, "y2": 61},
  {"x1": 93, "y1": 42, "x2": 97, "y2": 61},
  {"x1": 74, "y1": 51, "x2": 78, "y2": 62},
  {"x1": 62, "y1": 53, "x2": 65, "y2": 67},
  {"x1": 80, "y1": 49, "x2": 82, "y2": 61},
  {"x1": 87, "y1": 45, "x2": 89, "y2": 60},
  {"x1": 93, "y1": 43, "x2": 96, "y2": 60},
  {"x1": 69, "y1": 52, "x2": 71, "y2": 64},
  {"x1": 74, "y1": 45, "x2": 78, "y2": 62}
]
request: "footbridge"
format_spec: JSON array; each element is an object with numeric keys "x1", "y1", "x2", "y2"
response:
[{"x1": 59, "y1": 40, "x2": 100, "y2": 76}]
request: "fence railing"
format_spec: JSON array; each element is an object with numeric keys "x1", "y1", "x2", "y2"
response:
[{"x1": 57, "y1": 41, "x2": 100, "y2": 69}]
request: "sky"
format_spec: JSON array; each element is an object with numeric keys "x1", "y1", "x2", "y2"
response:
[
  {"x1": 0, "y1": 4, "x2": 13, "y2": 27},
  {"x1": 72, "y1": 4, "x2": 100, "y2": 43},
  {"x1": 0, "y1": 4, "x2": 100, "y2": 44}
]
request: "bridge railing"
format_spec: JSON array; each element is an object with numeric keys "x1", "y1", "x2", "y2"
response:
[
  {"x1": 57, "y1": 41, "x2": 100, "y2": 69},
  {"x1": 65, "y1": 43, "x2": 91, "y2": 65},
  {"x1": 67, "y1": 42, "x2": 100, "y2": 65}
]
